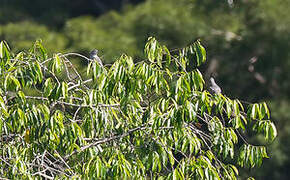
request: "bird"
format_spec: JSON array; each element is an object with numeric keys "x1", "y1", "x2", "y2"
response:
[
  {"x1": 89, "y1": 49, "x2": 103, "y2": 67},
  {"x1": 209, "y1": 77, "x2": 222, "y2": 95}
]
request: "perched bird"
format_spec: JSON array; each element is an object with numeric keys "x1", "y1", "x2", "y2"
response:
[
  {"x1": 89, "y1": 49, "x2": 103, "y2": 67},
  {"x1": 209, "y1": 77, "x2": 222, "y2": 95}
]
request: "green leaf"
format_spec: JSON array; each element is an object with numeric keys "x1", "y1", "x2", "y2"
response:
[
  {"x1": 145, "y1": 37, "x2": 156, "y2": 63},
  {"x1": 17, "y1": 108, "x2": 26, "y2": 122},
  {"x1": 194, "y1": 41, "x2": 206, "y2": 66},
  {"x1": 44, "y1": 78, "x2": 54, "y2": 97},
  {"x1": 269, "y1": 122, "x2": 277, "y2": 141},
  {"x1": 0, "y1": 96, "x2": 9, "y2": 117},
  {"x1": 226, "y1": 101, "x2": 232, "y2": 119},
  {"x1": 206, "y1": 151, "x2": 215, "y2": 161},
  {"x1": 125, "y1": 55, "x2": 134, "y2": 73},
  {"x1": 35, "y1": 39, "x2": 48, "y2": 60},
  {"x1": 173, "y1": 168, "x2": 180, "y2": 180},
  {"x1": 163, "y1": 45, "x2": 171, "y2": 66},
  {"x1": 17, "y1": 91, "x2": 26, "y2": 103},
  {"x1": 34, "y1": 61, "x2": 43, "y2": 83},
  {"x1": 251, "y1": 104, "x2": 258, "y2": 119},
  {"x1": 0, "y1": 40, "x2": 10, "y2": 60},
  {"x1": 195, "y1": 69, "x2": 204, "y2": 91},
  {"x1": 62, "y1": 82, "x2": 68, "y2": 98},
  {"x1": 52, "y1": 53, "x2": 63, "y2": 74},
  {"x1": 4, "y1": 74, "x2": 10, "y2": 91},
  {"x1": 197, "y1": 167, "x2": 204, "y2": 179},
  {"x1": 152, "y1": 152, "x2": 159, "y2": 172},
  {"x1": 168, "y1": 151, "x2": 175, "y2": 166},
  {"x1": 247, "y1": 177, "x2": 255, "y2": 180},
  {"x1": 87, "y1": 61, "x2": 92, "y2": 76},
  {"x1": 229, "y1": 164, "x2": 239, "y2": 176},
  {"x1": 262, "y1": 102, "x2": 270, "y2": 118},
  {"x1": 233, "y1": 100, "x2": 240, "y2": 115},
  {"x1": 10, "y1": 75, "x2": 21, "y2": 90}
]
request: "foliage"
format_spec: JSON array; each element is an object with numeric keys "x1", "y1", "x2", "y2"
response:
[
  {"x1": 0, "y1": 38, "x2": 277, "y2": 179},
  {"x1": 63, "y1": 14, "x2": 138, "y2": 62},
  {"x1": 0, "y1": 21, "x2": 68, "y2": 53},
  {"x1": 243, "y1": 100, "x2": 290, "y2": 179},
  {"x1": 0, "y1": 0, "x2": 145, "y2": 26}
]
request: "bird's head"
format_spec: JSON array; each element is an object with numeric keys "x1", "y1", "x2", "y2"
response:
[{"x1": 90, "y1": 49, "x2": 98, "y2": 55}]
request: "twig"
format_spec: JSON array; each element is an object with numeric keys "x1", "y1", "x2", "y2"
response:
[
  {"x1": 235, "y1": 129, "x2": 250, "y2": 145},
  {"x1": 41, "y1": 52, "x2": 93, "y2": 65},
  {"x1": 24, "y1": 95, "x2": 119, "y2": 108},
  {"x1": 32, "y1": 171, "x2": 54, "y2": 180},
  {"x1": 65, "y1": 125, "x2": 147, "y2": 159},
  {"x1": 67, "y1": 79, "x2": 92, "y2": 91}
]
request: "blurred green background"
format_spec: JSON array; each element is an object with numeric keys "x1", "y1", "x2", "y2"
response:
[{"x1": 1, "y1": 0, "x2": 289, "y2": 179}]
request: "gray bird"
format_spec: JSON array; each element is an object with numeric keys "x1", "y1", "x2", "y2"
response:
[
  {"x1": 209, "y1": 77, "x2": 222, "y2": 95},
  {"x1": 90, "y1": 49, "x2": 103, "y2": 67}
]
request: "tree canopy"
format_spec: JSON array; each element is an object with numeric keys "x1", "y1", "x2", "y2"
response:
[{"x1": 0, "y1": 38, "x2": 277, "y2": 179}]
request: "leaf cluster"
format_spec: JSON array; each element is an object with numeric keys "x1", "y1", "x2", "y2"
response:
[{"x1": 0, "y1": 38, "x2": 276, "y2": 179}]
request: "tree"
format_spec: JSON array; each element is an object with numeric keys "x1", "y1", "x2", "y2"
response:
[
  {"x1": 0, "y1": 37, "x2": 276, "y2": 179},
  {"x1": 0, "y1": 21, "x2": 68, "y2": 54}
]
